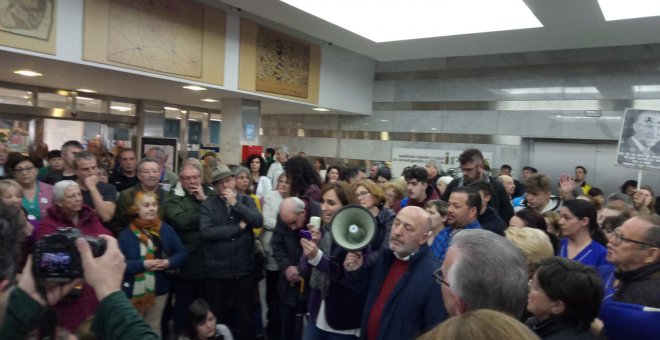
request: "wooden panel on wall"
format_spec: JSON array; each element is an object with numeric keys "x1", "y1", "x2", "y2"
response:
[
  {"x1": 239, "y1": 19, "x2": 320, "y2": 104},
  {"x1": 83, "y1": 0, "x2": 225, "y2": 85},
  {"x1": 0, "y1": 0, "x2": 57, "y2": 55}
]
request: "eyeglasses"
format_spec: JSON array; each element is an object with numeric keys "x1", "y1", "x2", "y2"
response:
[
  {"x1": 181, "y1": 175, "x2": 201, "y2": 181},
  {"x1": 14, "y1": 166, "x2": 35, "y2": 173},
  {"x1": 611, "y1": 229, "x2": 657, "y2": 248},
  {"x1": 356, "y1": 191, "x2": 371, "y2": 198},
  {"x1": 433, "y1": 267, "x2": 450, "y2": 287},
  {"x1": 140, "y1": 170, "x2": 160, "y2": 174}
]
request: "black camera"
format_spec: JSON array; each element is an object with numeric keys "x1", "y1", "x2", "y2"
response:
[{"x1": 33, "y1": 227, "x2": 107, "y2": 282}]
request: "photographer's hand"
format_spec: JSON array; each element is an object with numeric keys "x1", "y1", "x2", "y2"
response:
[
  {"x1": 76, "y1": 235, "x2": 126, "y2": 301},
  {"x1": 17, "y1": 256, "x2": 81, "y2": 307}
]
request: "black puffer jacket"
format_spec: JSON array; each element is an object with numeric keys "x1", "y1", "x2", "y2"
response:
[{"x1": 200, "y1": 194, "x2": 263, "y2": 279}]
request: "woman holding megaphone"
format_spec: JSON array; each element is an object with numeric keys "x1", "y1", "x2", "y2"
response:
[{"x1": 300, "y1": 182, "x2": 362, "y2": 340}]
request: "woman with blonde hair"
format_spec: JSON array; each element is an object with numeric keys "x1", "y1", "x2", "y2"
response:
[
  {"x1": 118, "y1": 190, "x2": 187, "y2": 336},
  {"x1": 418, "y1": 309, "x2": 539, "y2": 340},
  {"x1": 382, "y1": 180, "x2": 405, "y2": 211},
  {"x1": 352, "y1": 180, "x2": 395, "y2": 263},
  {"x1": 633, "y1": 185, "x2": 656, "y2": 215},
  {"x1": 505, "y1": 227, "x2": 554, "y2": 278}
]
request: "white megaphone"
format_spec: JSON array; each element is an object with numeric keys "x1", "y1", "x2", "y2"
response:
[{"x1": 330, "y1": 205, "x2": 377, "y2": 251}]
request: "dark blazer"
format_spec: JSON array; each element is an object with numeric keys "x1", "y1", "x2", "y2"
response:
[
  {"x1": 355, "y1": 245, "x2": 448, "y2": 340},
  {"x1": 271, "y1": 201, "x2": 321, "y2": 307},
  {"x1": 199, "y1": 193, "x2": 263, "y2": 279}
]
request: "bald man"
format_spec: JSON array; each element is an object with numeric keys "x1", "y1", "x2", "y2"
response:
[{"x1": 347, "y1": 206, "x2": 447, "y2": 340}]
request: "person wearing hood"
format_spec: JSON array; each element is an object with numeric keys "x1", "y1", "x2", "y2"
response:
[
  {"x1": 469, "y1": 181, "x2": 506, "y2": 236},
  {"x1": 516, "y1": 173, "x2": 561, "y2": 214}
]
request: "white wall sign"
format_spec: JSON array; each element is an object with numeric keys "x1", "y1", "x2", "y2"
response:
[
  {"x1": 391, "y1": 148, "x2": 493, "y2": 178},
  {"x1": 43, "y1": 119, "x2": 84, "y2": 150}
]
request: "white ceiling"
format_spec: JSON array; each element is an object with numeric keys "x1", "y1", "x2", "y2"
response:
[
  {"x1": 3, "y1": 0, "x2": 660, "y2": 117},
  {"x1": 215, "y1": 0, "x2": 660, "y2": 61}
]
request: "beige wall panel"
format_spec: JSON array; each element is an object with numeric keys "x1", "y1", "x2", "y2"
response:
[
  {"x1": 0, "y1": 0, "x2": 57, "y2": 54},
  {"x1": 83, "y1": 0, "x2": 225, "y2": 85},
  {"x1": 238, "y1": 19, "x2": 319, "y2": 104}
]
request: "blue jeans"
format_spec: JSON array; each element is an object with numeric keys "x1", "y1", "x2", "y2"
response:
[{"x1": 303, "y1": 318, "x2": 359, "y2": 340}]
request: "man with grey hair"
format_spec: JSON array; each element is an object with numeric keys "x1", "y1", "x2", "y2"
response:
[
  {"x1": 425, "y1": 159, "x2": 442, "y2": 197},
  {"x1": 266, "y1": 145, "x2": 289, "y2": 185},
  {"x1": 369, "y1": 161, "x2": 383, "y2": 181},
  {"x1": 164, "y1": 159, "x2": 215, "y2": 335},
  {"x1": 271, "y1": 196, "x2": 320, "y2": 339},
  {"x1": 345, "y1": 206, "x2": 447, "y2": 340},
  {"x1": 605, "y1": 215, "x2": 660, "y2": 308},
  {"x1": 605, "y1": 193, "x2": 636, "y2": 216},
  {"x1": 110, "y1": 158, "x2": 168, "y2": 234},
  {"x1": 73, "y1": 151, "x2": 117, "y2": 222},
  {"x1": 439, "y1": 229, "x2": 528, "y2": 318},
  {"x1": 144, "y1": 146, "x2": 178, "y2": 191}
]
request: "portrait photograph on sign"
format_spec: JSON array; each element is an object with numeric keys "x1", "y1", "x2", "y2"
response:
[{"x1": 616, "y1": 108, "x2": 660, "y2": 170}]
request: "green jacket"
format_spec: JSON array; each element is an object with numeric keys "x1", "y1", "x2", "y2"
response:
[
  {"x1": 0, "y1": 288, "x2": 157, "y2": 340},
  {"x1": 164, "y1": 182, "x2": 215, "y2": 280},
  {"x1": 109, "y1": 184, "x2": 168, "y2": 235}
]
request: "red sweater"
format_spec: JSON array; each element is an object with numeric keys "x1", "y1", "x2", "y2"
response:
[{"x1": 367, "y1": 258, "x2": 410, "y2": 340}]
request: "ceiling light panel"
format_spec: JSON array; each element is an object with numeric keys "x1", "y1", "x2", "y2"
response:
[
  {"x1": 14, "y1": 69, "x2": 42, "y2": 77},
  {"x1": 280, "y1": 0, "x2": 542, "y2": 42},
  {"x1": 598, "y1": 0, "x2": 660, "y2": 21}
]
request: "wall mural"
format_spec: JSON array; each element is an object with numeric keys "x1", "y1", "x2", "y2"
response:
[
  {"x1": 0, "y1": 0, "x2": 53, "y2": 40},
  {"x1": 107, "y1": 0, "x2": 204, "y2": 77},
  {"x1": 255, "y1": 26, "x2": 310, "y2": 98}
]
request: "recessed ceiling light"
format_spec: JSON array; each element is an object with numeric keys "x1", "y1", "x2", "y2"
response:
[
  {"x1": 313, "y1": 107, "x2": 330, "y2": 112},
  {"x1": 380, "y1": 119, "x2": 389, "y2": 122},
  {"x1": 183, "y1": 85, "x2": 207, "y2": 91},
  {"x1": 211, "y1": 119, "x2": 222, "y2": 122},
  {"x1": 14, "y1": 69, "x2": 42, "y2": 77},
  {"x1": 110, "y1": 106, "x2": 131, "y2": 112},
  {"x1": 164, "y1": 106, "x2": 180, "y2": 110},
  {"x1": 502, "y1": 86, "x2": 599, "y2": 95},
  {"x1": 598, "y1": 0, "x2": 660, "y2": 21},
  {"x1": 76, "y1": 96, "x2": 94, "y2": 101},
  {"x1": 201, "y1": 98, "x2": 219, "y2": 102},
  {"x1": 632, "y1": 85, "x2": 660, "y2": 93},
  {"x1": 76, "y1": 88, "x2": 97, "y2": 93},
  {"x1": 281, "y1": 0, "x2": 542, "y2": 42}
]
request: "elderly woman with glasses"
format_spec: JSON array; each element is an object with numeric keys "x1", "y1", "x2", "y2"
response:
[
  {"x1": 352, "y1": 180, "x2": 395, "y2": 264},
  {"x1": 35, "y1": 180, "x2": 112, "y2": 333}
]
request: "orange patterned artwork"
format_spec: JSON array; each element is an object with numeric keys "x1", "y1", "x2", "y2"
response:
[{"x1": 255, "y1": 26, "x2": 310, "y2": 98}]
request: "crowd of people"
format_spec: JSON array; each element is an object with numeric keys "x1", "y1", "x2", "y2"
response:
[{"x1": 0, "y1": 140, "x2": 659, "y2": 340}]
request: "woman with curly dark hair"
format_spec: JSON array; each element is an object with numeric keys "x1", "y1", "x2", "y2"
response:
[
  {"x1": 245, "y1": 154, "x2": 272, "y2": 198},
  {"x1": 284, "y1": 156, "x2": 322, "y2": 202}
]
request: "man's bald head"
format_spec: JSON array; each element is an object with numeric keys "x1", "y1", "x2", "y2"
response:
[
  {"x1": 389, "y1": 206, "x2": 432, "y2": 258},
  {"x1": 280, "y1": 197, "x2": 306, "y2": 230}
]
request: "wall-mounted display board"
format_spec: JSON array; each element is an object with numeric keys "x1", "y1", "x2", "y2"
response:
[
  {"x1": 83, "y1": 0, "x2": 225, "y2": 85},
  {"x1": 0, "y1": 0, "x2": 56, "y2": 54},
  {"x1": 239, "y1": 19, "x2": 320, "y2": 104}
]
